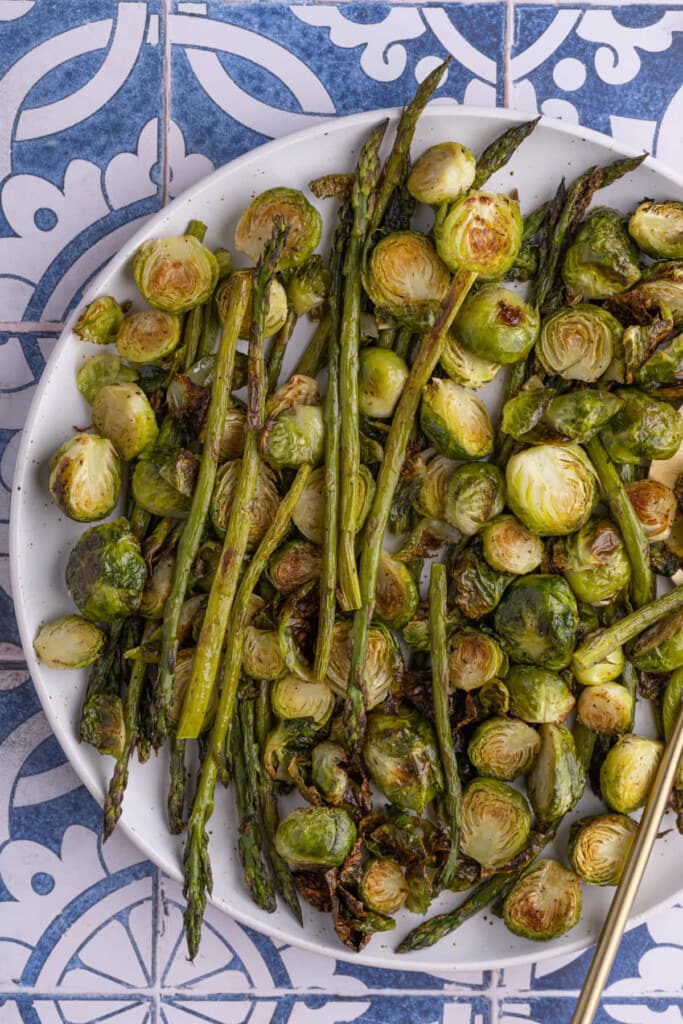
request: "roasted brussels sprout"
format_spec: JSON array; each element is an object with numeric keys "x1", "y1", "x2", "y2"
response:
[
  {"x1": 361, "y1": 859, "x2": 409, "y2": 914},
  {"x1": 503, "y1": 860, "x2": 582, "y2": 941},
  {"x1": 33, "y1": 614, "x2": 105, "y2": 669},
  {"x1": 614, "y1": 261, "x2": 683, "y2": 327},
  {"x1": 292, "y1": 464, "x2": 373, "y2": 545},
  {"x1": 262, "y1": 403, "x2": 324, "y2": 469},
  {"x1": 505, "y1": 666, "x2": 575, "y2": 724},
  {"x1": 263, "y1": 718, "x2": 318, "y2": 783},
  {"x1": 500, "y1": 387, "x2": 553, "y2": 444},
  {"x1": 434, "y1": 191, "x2": 523, "y2": 278},
  {"x1": 362, "y1": 707, "x2": 443, "y2": 814},
  {"x1": 413, "y1": 453, "x2": 457, "y2": 520},
  {"x1": 91, "y1": 383, "x2": 158, "y2": 461},
  {"x1": 626, "y1": 479, "x2": 677, "y2": 541},
  {"x1": 444, "y1": 462, "x2": 505, "y2": 535},
  {"x1": 311, "y1": 741, "x2": 349, "y2": 804},
  {"x1": 116, "y1": 309, "x2": 181, "y2": 363},
  {"x1": 448, "y1": 628, "x2": 508, "y2": 691},
  {"x1": 600, "y1": 734, "x2": 663, "y2": 813},
  {"x1": 48, "y1": 434, "x2": 121, "y2": 522},
  {"x1": 633, "y1": 330, "x2": 683, "y2": 387},
  {"x1": 537, "y1": 305, "x2": 622, "y2": 382},
  {"x1": 600, "y1": 388, "x2": 683, "y2": 464},
  {"x1": 629, "y1": 200, "x2": 683, "y2": 259},
  {"x1": 562, "y1": 208, "x2": 641, "y2": 300},
  {"x1": 467, "y1": 717, "x2": 541, "y2": 780},
  {"x1": 527, "y1": 723, "x2": 584, "y2": 821},
  {"x1": 80, "y1": 693, "x2": 125, "y2": 757},
  {"x1": 568, "y1": 813, "x2": 638, "y2": 885},
  {"x1": 543, "y1": 389, "x2": 624, "y2": 443},
  {"x1": 407, "y1": 141, "x2": 476, "y2": 205},
  {"x1": 134, "y1": 235, "x2": 219, "y2": 313},
  {"x1": 217, "y1": 271, "x2": 289, "y2": 340},
  {"x1": 210, "y1": 459, "x2": 280, "y2": 549},
  {"x1": 285, "y1": 254, "x2": 330, "y2": 316},
  {"x1": 326, "y1": 620, "x2": 398, "y2": 710},
  {"x1": 460, "y1": 778, "x2": 531, "y2": 870},
  {"x1": 235, "y1": 187, "x2": 322, "y2": 271},
  {"x1": 65, "y1": 517, "x2": 146, "y2": 622},
  {"x1": 76, "y1": 354, "x2": 139, "y2": 404},
  {"x1": 375, "y1": 550, "x2": 419, "y2": 629},
  {"x1": 268, "y1": 539, "x2": 323, "y2": 593},
  {"x1": 572, "y1": 644, "x2": 625, "y2": 687},
  {"x1": 274, "y1": 806, "x2": 356, "y2": 869},
  {"x1": 139, "y1": 550, "x2": 174, "y2": 619},
  {"x1": 577, "y1": 682, "x2": 634, "y2": 735},
  {"x1": 453, "y1": 284, "x2": 539, "y2": 365},
  {"x1": 421, "y1": 378, "x2": 494, "y2": 461},
  {"x1": 358, "y1": 347, "x2": 409, "y2": 418},
  {"x1": 73, "y1": 296, "x2": 124, "y2": 345},
  {"x1": 440, "y1": 330, "x2": 502, "y2": 388},
  {"x1": 494, "y1": 575, "x2": 579, "y2": 670},
  {"x1": 553, "y1": 519, "x2": 631, "y2": 605},
  {"x1": 451, "y1": 545, "x2": 512, "y2": 619},
  {"x1": 506, "y1": 443, "x2": 598, "y2": 536},
  {"x1": 218, "y1": 408, "x2": 246, "y2": 462},
  {"x1": 630, "y1": 606, "x2": 683, "y2": 672},
  {"x1": 271, "y1": 675, "x2": 335, "y2": 724},
  {"x1": 131, "y1": 458, "x2": 191, "y2": 518},
  {"x1": 242, "y1": 626, "x2": 285, "y2": 680},
  {"x1": 481, "y1": 514, "x2": 544, "y2": 575},
  {"x1": 364, "y1": 232, "x2": 450, "y2": 324}
]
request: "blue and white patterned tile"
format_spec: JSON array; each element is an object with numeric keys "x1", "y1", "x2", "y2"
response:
[
  {"x1": 0, "y1": 995, "x2": 154, "y2": 1023},
  {"x1": 500, "y1": 998, "x2": 683, "y2": 1024},
  {"x1": 160, "y1": 995, "x2": 490, "y2": 1024}
]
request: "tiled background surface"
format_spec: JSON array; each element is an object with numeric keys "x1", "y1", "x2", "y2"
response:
[{"x1": 2, "y1": 1, "x2": 683, "y2": 1021}]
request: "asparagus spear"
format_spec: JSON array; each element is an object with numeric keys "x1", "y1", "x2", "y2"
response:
[
  {"x1": 234, "y1": 698, "x2": 277, "y2": 912},
  {"x1": 430, "y1": 563, "x2": 462, "y2": 890},
  {"x1": 585, "y1": 436, "x2": 654, "y2": 608},
  {"x1": 338, "y1": 119, "x2": 387, "y2": 612},
  {"x1": 168, "y1": 736, "x2": 187, "y2": 835},
  {"x1": 267, "y1": 306, "x2": 297, "y2": 391},
  {"x1": 183, "y1": 462, "x2": 312, "y2": 958},
  {"x1": 294, "y1": 315, "x2": 331, "y2": 378},
  {"x1": 472, "y1": 117, "x2": 541, "y2": 190},
  {"x1": 344, "y1": 267, "x2": 478, "y2": 754},
  {"x1": 156, "y1": 274, "x2": 250, "y2": 745}
]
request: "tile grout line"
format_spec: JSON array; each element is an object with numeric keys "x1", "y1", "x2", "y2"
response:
[
  {"x1": 161, "y1": 0, "x2": 172, "y2": 207},
  {"x1": 503, "y1": 0, "x2": 514, "y2": 108}
]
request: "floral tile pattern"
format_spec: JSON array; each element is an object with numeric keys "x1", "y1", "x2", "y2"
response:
[{"x1": 3, "y1": 1, "x2": 683, "y2": 1022}]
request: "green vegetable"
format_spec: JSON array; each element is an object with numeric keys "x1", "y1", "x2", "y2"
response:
[
  {"x1": 506, "y1": 443, "x2": 597, "y2": 536},
  {"x1": 407, "y1": 141, "x2": 476, "y2": 205},
  {"x1": 358, "y1": 347, "x2": 409, "y2": 418},
  {"x1": 577, "y1": 682, "x2": 634, "y2": 735},
  {"x1": 503, "y1": 860, "x2": 582, "y2": 940},
  {"x1": 448, "y1": 628, "x2": 508, "y2": 691},
  {"x1": 73, "y1": 296, "x2": 124, "y2": 344},
  {"x1": 537, "y1": 304, "x2": 622, "y2": 382},
  {"x1": 65, "y1": 517, "x2": 146, "y2": 622},
  {"x1": 468, "y1": 717, "x2": 541, "y2": 780},
  {"x1": 235, "y1": 187, "x2": 322, "y2": 270},
  {"x1": 600, "y1": 388, "x2": 683, "y2": 464},
  {"x1": 435, "y1": 191, "x2": 523, "y2": 278},
  {"x1": 460, "y1": 778, "x2": 531, "y2": 870},
  {"x1": 630, "y1": 606, "x2": 683, "y2": 672},
  {"x1": 375, "y1": 550, "x2": 419, "y2": 629},
  {"x1": 562, "y1": 207, "x2": 640, "y2": 299},
  {"x1": 444, "y1": 462, "x2": 505, "y2": 535},
  {"x1": 554, "y1": 518, "x2": 631, "y2": 605},
  {"x1": 527, "y1": 723, "x2": 584, "y2": 821},
  {"x1": 134, "y1": 235, "x2": 219, "y2": 313},
  {"x1": 117, "y1": 309, "x2": 181, "y2": 363},
  {"x1": 76, "y1": 354, "x2": 138, "y2": 404},
  {"x1": 505, "y1": 665, "x2": 575, "y2": 724},
  {"x1": 217, "y1": 271, "x2": 289, "y2": 340},
  {"x1": 274, "y1": 807, "x2": 356, "y2": 869},
  {"x1": 453, "y1": 283, "x2": 539, "y2": 364},
  {"x1": 33, "y1": 615, "x2": 106, "y2": 669},
  {"x1": 440, "y1": 330, "x2": 502, "y2": 388},
  {"x1": 271, "y1": 675, "x2": 335, "y2": 724},
  {"x1": 268, "y1": 539, "x2": 323, "y2": 593},
  {"x1": 361, "y1": 859, "x2": 409, "y2": 913},
  {"x1": 364, "y1": 231, "x2": 450, "y2": 325},
  {"x1": 600, "y1": 734, "x2": 663, "y2": 813},
  {"x1": 326, "y1": 620, "x2": 398, "y2": 711},
  {"x1": 494, "y1": 575, "x2": 579, "y2": 670},
  {"x1": 451, "y1": 546, "x2": 512, "y2": 620},
  {"x1": 285, "y1": 254, "x2": 330, "y2": 316},
  {"x1": 421, "y1": 378, "x2": 494, "y2": 460},
  {"x1": 49, "y1": 434, "x2": 121, "y2": 522},
  {"x1": 91, "y1": 383, "x2": 158, "y2": 461},
  {"x1": 210, "y1": 459, "x2": 280, "y2": 549},
  {"x1": 362, "y1": 706, "x2": 444, "y2": 814},
  {"x1": 629, "y1": 200, "x2": 683, "y2": 259},
  {"x1": 626, "y1": 479, "x2": 677, "y2": 541},
  {"x1": 568, "y1": 813, "x2": 638, "y2": 885},
  {"x1": 481, "y1": 515, "x2": 544, "y2": 575}
]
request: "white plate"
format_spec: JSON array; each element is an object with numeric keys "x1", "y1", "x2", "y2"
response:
[{"x1": 10, "y1": 105, "x2": 683, "y2": 973}]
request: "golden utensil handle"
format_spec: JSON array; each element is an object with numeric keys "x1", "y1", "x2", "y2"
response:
[{"x1": 570, "y1": 701, "x2": 683, "y2": 1024}]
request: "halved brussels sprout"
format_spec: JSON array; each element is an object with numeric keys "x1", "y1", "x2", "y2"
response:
[
  {"x1": 626, "y1": 479, "x2": 677, "y2": 541},
  {"x1": 274, "y1": 806, "x2": 356, "y2": 869},
  {"x1": 210, "y1": 459, "x2": 280, "y2": 549},
  {"x1": 76, "y1": 354, "x2": 139, "y2": 404},
  {"x1": 629, "y1": 200, "x2": 683, "y2": 259},
  {"x1": 506, "y1": 443, "x2": 598, "y2": 536},
  {"x1": 131, "y1": 458, "x2": 191, "y2": 518},
  {"x1": 600, "y1": 388, "x2": 683, "y2": 464},
  {"x1": 543, "y1": 390, "x2": 624, "y2": 443},
  {"x1": 434, "y1": 191, "x2": 523, "y2": 278},
  {"x1": 494, "y1": 575, "x2": 579, "y2": 670},
  {"x1": 216, "y1": 271, "x2": 289, "y2": 340},
  {"x1": 91, "y1": 383, "x2": 158, "y2": 461},
  {"x1": 568, "y1": 813, "x2": 638, "y2": 886},
  {"x1": 562, "y1": 207, "x2": 641, "y2": 300},
  {"x1": 600, "y1": 734, "x2": 663, "y2": 813},
  {"x1": 421, "y1": 378, "x2": 493, "y2": 461},
  {"x1": 242, "y1": 626, "x2": 285, "y2": 680},
  {"x1": 440, "y1": 330, "x2": 502, "y2": 388},
  {"x1": 413, "y1": 453, "x2": 457, "y2": 520},
  {"x1": 527, "y1": 723, "x2": 584, "y2": 821},
  {"x1": 572, "y1": 644, "x2": 625, "y2": 686},
  {"x1": 553, "y1": 519, "x2": 631, "y2": 606},
  {"x1": 235, "y1": 187, "x2": 322, "y2": 271},
  {"x1": 363, "y1": 707, "x2": 443, "y2": 814},
  {"x1": 65, "y1": 517, "x2": 146, "y2": 622},
  {"x1": 375, "y1": 550, "x2": 419, "y2": 629},
  {"x1": 33, "y1": 615, "x2": 105, "y2": 669},
  {"x1": 80, "y1": 692, "x2": 125, "y2": 757},
  {"x1": 503, "y1": 860, "x2": 582, "y2": 941},
  {"x1": 325, "y1": 620, "x2": 398, "y2": 710},
  {"x1": 537, "y1": 305, "x2": 622, "y2": 382},
  {"x1": 358, "y1": 347, "x2": 409, "y2": 418},
  {"x1": 116, "y1": 310, "x2": 181, "y2": 363},
  {"x1": 448, "y1": 629, "x2": 508, "y2": 691},
  {"x1": 577, "y1": 682, "x2": 634, "y2": 735},
  {"x1": 407, "y1": 141, "x2": 476, "y2": 205},
  {"x1": 614, "y1": 261, "x2": 683, "y2": 327},
  {"x1": 218, "y1": 408, "x2": 246, "y2": 462},
  {"x1": 262, "y1": 404, "x2": 324, "y2": 469},
  {"x1": 139, "y1": 550, "x2": 174, "y2": 619},
  {"x1": 630, "y1": 606, "x2": 683, "y2": 672},
  {"x1": 500, "y1": 386, "x2": 553, "y2": 444},
  {"x1": 134, "y1": 235, "x2": 219, "y2": 313},
  {"x1": 451, "y1": 546, "x2": 512, "y2": 619},
  {"x1": 467, "y1": 717, "x2": 541, "y2": 780},
  {"x1": 292, "y1": 464, "x2": 373, "y2": 544},
  {"x1": 444, "y1": 462, "x2": 505, "y2": 535},
  {"x1": 271, "y1": 675, "x2": 335, "y2": 724},
  {"x1": 505, "y1": 665, "x2": 575, "y2": 724},
  {"x1": 263, "y1": 717, "x2": 318, "y2": 783},
  {"x1": 73, "y1": 296, "x2": 124, "y2": 345},
  {"x1": 268, "y1": 539, "x2": 322, "y2": 593},
  {"x1": 285, "y1": 254, "x2": 330, "y2": 316},
  {"x1": 460, "y1": 778, "x2": 531, "y2": 870},
  {"x1": 481, "y1": 514, "x2": 545, "y2": 575},
  {"x1": 364, "y1": 231, "x2": 451, "y2": 324},
  {"x1": 361, "y1": 858, "x2": 409, "y2": 914},
  {"x1": 311, "y1": 740, "x2": 348, "y2": 804},
  {"x1": 633, "y1": 331, "x2": 683, "y2": 387},
  {"x1": 453, "y1": 284, "x2": 539, "y2": 365},
  {"x1": 48, "y1": 434, "x2": 121, "y2": 523}
]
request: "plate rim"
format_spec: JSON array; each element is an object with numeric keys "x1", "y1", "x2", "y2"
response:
[{"x1": 10, "y1": 102, "x2": 683, "y2": 974}]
